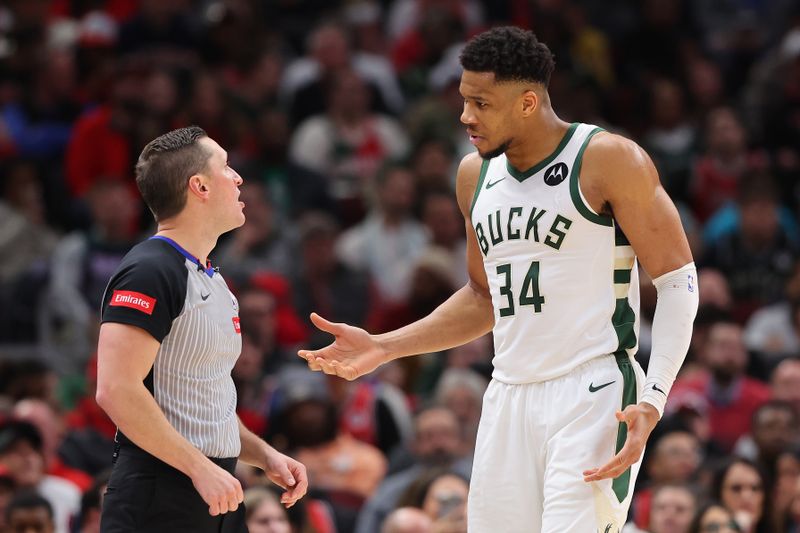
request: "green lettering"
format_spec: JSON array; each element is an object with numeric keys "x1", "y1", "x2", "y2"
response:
[
  {"x1": 544, "y1": 214, "x2": 572, "y2": 250},
  {"x1": 525, "y1": 207, "x2": 546, "y2": 242},
  {"x1": 507, "y1": 207, "x2": 522, "y2": 240},
  {"x1": 475, "y1": 223, "x2": 489, "y2": 255},
  {"x1": 488, "y1": 209, "x2": 504, "y2": 245}
]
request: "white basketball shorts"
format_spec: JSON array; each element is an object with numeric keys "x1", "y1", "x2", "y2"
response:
[{"x1": 467, "y1": 353, "x2": 646, "y2": 533}]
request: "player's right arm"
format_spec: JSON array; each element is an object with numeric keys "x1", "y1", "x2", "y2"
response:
[
  {"x1": 298, "y1": 152, "x2": 495, "y2": 380},
  {"x1": 96, "y1": 323, "x2": 243, "y2": 515}
]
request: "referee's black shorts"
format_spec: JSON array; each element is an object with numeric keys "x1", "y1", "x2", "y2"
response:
[{"x1": 100, "y1": 443, "x2": 247, "y2": 533}]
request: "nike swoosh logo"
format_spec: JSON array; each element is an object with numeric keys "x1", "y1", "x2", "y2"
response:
[
  {"x1": 652, "y1": 384, "x2": 666, "y2": 395},
  {"x1": 589, "y1": 380, "x2": 615, "y2": 393},
  {"x1": 486, "y1": 177, "x2": 505, "y2": 189},
  {"x1": 201, "y1": 292, "x2": 210, "y2": 301}
]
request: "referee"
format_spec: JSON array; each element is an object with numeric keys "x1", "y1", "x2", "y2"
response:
[{"x1": 96, "y1": 126, "x2": 308, "y2": 532}]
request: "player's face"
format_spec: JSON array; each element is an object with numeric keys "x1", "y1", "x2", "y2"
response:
[
  {"x1": 459, "y1": 71, "x2": 520, "y2": 159},
  {"x1": 198, "y1": 137, "x2": 245, "y2": 232}
]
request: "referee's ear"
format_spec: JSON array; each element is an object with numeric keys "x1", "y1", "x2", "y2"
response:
[{"x1": 188, "y1": 175, "x2": 210, "y2": 200}]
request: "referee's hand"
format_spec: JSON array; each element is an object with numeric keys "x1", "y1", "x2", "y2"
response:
[{"x1": 191, "y1": 460, "x2": 244, "y2": 516}]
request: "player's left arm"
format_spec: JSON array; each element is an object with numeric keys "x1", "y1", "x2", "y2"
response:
[
  {"x1": 237, "y1": 417, "x2": 308, "y2": 507},
  {"x1": 581, "y1": 132, "x2": 699, "y2": 482}
]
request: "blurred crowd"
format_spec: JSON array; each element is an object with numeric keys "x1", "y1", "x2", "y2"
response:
[{"x1": 1, "y1": 0, "x2": 800, "y2": 532}]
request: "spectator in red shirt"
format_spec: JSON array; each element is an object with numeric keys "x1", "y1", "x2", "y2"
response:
[{"x1": 669, "y1": 317, "x2": 771, "y2": 452}]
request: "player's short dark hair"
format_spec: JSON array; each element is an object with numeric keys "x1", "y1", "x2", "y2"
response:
[
  {"x1": 460, "y1": 26, "x2": 555, "y2": 85},
  {"x1": 135, "y1": 126, "x2": 210, "y2": 222}
]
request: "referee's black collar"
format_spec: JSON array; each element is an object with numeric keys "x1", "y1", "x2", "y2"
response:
[{"x1": 150, "y1": 236, "x2": 216, "y2": 277}]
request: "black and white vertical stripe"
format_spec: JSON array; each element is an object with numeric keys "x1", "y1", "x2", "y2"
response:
[{"x1": 154, "y1": 270, "x2": 242, "y2": 458}]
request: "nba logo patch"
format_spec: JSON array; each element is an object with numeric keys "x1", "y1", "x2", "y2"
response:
[
  {"x1": 232, "y1": 316, "x2": 241, "y2": 334},
  {"x1": 687, "y1": 274, "x2": 695, "y2": 293}
]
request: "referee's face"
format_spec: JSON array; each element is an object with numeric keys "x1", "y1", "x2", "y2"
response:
[{"x1": 199, "y1": 137, "x2": 245, "y2": 232}]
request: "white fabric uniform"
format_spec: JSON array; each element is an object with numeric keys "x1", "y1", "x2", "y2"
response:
[{"x1": 468, "y1": 123, "x2": 645, "y2": 532}]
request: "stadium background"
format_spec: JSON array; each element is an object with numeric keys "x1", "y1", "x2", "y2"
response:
[{"x1": 1, "y1": 1, "x2": 800, "y2": 532}]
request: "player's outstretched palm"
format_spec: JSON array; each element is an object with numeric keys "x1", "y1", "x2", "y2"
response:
[{"x1": 298, "y1": 313, "x2": 387, "y2": 380}]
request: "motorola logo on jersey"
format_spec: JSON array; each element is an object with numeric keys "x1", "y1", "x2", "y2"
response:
[{"x1": 544, "y1": 162, "x2": 569, "y2": 186}]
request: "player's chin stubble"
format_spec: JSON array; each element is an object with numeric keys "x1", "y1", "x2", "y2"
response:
[{"x1": 479, "y1": 139, "x2": 512, "y2": 160}]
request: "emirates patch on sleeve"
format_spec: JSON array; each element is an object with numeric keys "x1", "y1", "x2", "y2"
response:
[
  {"x1": 232, "y1": 316, "x2": 241, "y2": 334},
  {"x1": 110, "y1": 290, "x2": 157, "y2": 315}
]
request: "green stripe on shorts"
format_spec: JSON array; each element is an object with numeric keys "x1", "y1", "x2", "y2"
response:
[{"x1": 612, "y1": 353, "x2": 638, "y2": 502}]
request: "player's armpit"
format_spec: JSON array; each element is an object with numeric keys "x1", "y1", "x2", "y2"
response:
[{"x1": 580, "y1": 133, "x2": 693, "y2": 279}]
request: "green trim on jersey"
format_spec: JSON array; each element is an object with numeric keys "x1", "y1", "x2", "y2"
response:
[
  {"x1": 615, "y1": 231, "x2": 630, "y2": 246},
  {"x1": 614, "y1": 270, "x2": 632, "y2": 284},
  {"x1": 568, "y1": 127, "x2": 613, "y2": 227},
  {"x1": 505, "y1": 122, "x2": 579, "y2": 182},
  {"x1": 612, "y1": 298, "x2": 637, "y2": 350},
  {"x1": 612, "y1": 353, "x2": 638, "y2": 502},
  {"x1": 469, "y1": 159, "x2": 491, "y2": 218}
]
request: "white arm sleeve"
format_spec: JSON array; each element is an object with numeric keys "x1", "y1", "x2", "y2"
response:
[{"x1": 639, "y1": 262, "x2": 699, "y2": 417}]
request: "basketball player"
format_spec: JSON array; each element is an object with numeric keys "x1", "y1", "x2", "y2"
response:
[{"x1": 299, "y1": 27, "x2": 698, "y2": 532}]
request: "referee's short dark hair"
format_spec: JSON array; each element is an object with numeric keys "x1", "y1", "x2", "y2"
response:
[{"x1": 135, "y1": 126, "x2": 210, "y2": 222}]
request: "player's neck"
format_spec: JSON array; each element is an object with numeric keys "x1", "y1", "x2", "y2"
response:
[
  {"x1": 504, "y1": 115, "x2": 571, "y2": 173},
  {"x1": 154, "y1": 219, "x2": 218, "y2": 265}
]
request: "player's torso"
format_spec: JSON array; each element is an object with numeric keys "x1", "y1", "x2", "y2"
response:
[{"x1": 470, "y1": 123, "x2": 640, "y2": 383}]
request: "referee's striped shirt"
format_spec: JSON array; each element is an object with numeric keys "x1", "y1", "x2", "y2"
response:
[{"x1": 100, "y1": 236, "x2": 242, "y2": 458}]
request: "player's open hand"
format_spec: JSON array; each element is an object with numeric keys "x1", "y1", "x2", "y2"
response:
[
  {"x1": 582, "y1": 402, "x2": 659, "y2": 483},
  {"x1": 297, "y1": 313, "x2": 388, "y2": 381},
  {"x1": 263, "y1": 448, "x2": 308, "y2": 508}
]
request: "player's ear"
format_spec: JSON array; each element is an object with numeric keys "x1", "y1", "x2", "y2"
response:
[{"x1": 521, "y1": 89, "x2": 538, "y2": 117}]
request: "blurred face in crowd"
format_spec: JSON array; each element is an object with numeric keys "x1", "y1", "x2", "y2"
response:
[
  {"x1": 649, "y1": 486, "x2": 695, "y2": 533},
  {"x1": 311, "y1": 25, "x2": 350, "y2": 71},
  {"x1": 12, "y1": 400, "x2": 63, "y2": 465},
  {"x1": 697, "y1": 505, "x2": 740, "y2": 533},
  {"x1": 648, "y1": 431, "x2": 702, "y2": 483},
  {"x1": 236, "y1": 183, "x2": 274, "y2": 242},
  {"x1": 329, "y1": 70, "x2": 370, "y2": 121},
  {"x1": 650, "y1": 80, "x2": 685, "y2": 129},
  {"x1": 414, "y1": 408, "x2": 462, "y2": 465},
  {"x1": 720, "y1": 462, "x2": 764, "y2": 526},
  {"x1": 88, "y1": 181, "x2": 138, "y2": 241},
  {"x1": 422, "y1": 474, "x2": 469, "y2": 523},
  {"x1": 697, "y1": 269, "x2": 732, "y2": 311},
  {"x1": 238, "y1": 290, "x2": 277, "y2": 351},
  {"x1": 247, "y1": 495, "x2": 291, "y2": 533},
  {"x1": 232, "y1": 334, "x2": 264, "y2": 381},
  {"x1": 413, "y1": 141, "x2": 453, "y2": 190},
  {"x1": 771, "y1": 360, "x2": 800, "y2": 414},
  {"x1": 705, "y1": 107, "x2": 746, "y2": 158},
  {"x1": 422, "y1": 194, "x2": 463, "y2": 247},
  {"x1": 752, "y1": 404, "x2": 797, "y2": 459},
  {"x1": 739, "y1": 197, "x2": 778, "y2": 246},
  {"x1": 0, "y1": 441, "x2": 44, "y2": 487},
  {"x1": 380, "y1": 168, "x2": 416, "y2": 219},
  {"x1": 703, "y1": 323, "x2": 747, "y2": 384},
  {"x1": 7, "y1": 506, "x2": 54, "y2": 533}
]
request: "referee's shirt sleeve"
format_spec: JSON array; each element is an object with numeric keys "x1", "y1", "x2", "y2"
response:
[{"x1": 100, "y1": 249, "x2": 186, "y2": 343}]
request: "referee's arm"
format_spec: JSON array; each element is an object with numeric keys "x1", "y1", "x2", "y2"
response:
[
  {"x1": 237, "y1": 418, "x2": 308, "y2": 508},
  {"x1": 96, "y1": 322, "x2": 244, "y2": 516}
]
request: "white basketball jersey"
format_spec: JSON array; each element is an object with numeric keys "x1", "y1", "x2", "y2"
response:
[{"x1": 470, "y1": 122, "x2": 640, "y2": 383}]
